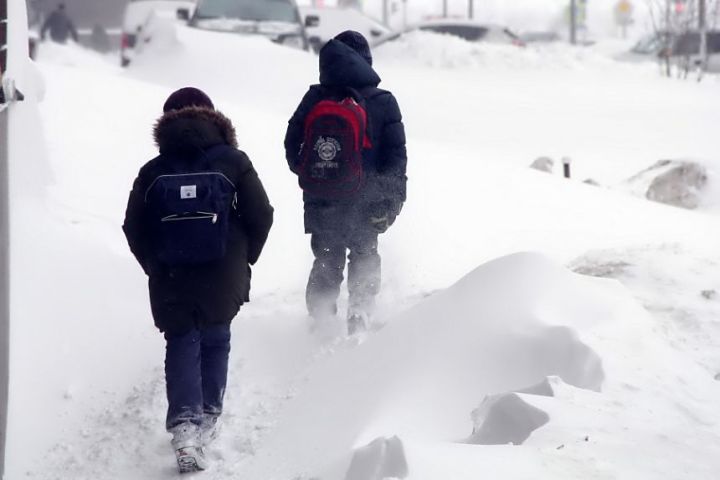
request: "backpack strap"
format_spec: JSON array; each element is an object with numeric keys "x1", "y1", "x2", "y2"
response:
[{"x1": 199, "y1": 144, "x2": 238, "y2": 209}]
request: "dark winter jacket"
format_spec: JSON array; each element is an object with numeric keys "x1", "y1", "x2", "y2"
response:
[
  {"x1": 41, "y1": 9, "x2": 78, "y2": 44},
  {"x1": 123, "y1": 107, "x2": 274, "y2": 334},
  {"x1": 284, "y1": 39, "x2": 407, "y2": 234}
]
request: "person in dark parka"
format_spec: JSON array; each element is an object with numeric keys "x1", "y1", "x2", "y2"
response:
[
  {"x1": 284, "y1": 31, "x2": 407, "y2": 334},
  {"x1": 41, "y1": 4, "x2": 78, "y2": 44},
  {"x1": 123, "y1": 87, "x2": 273, "y2": 470}
]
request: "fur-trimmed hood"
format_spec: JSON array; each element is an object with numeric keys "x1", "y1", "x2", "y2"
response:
[{"x1": 153, "y1": 106, "x2": 238, "y2": 155}]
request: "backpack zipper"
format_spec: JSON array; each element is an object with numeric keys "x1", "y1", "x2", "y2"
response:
[{"x1": 161, "y1": 212, "x2": 218, "y2": 224}]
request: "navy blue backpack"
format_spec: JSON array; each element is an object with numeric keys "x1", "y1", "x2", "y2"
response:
[{"x1": 144, "y1": 145, "x2": 237, "y2": 266}]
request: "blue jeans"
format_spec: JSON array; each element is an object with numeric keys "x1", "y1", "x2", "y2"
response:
[{"x1": 164, "y1": 324, "x2": 231, "y2": 430}]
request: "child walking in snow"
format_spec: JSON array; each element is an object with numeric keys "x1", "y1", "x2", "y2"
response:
[
  {"x1": 284, "y1": 30, "x2": 407, "y2": 334},
  {"x1": 123, "y1": 87, "x2": 273, "y2": 472}
]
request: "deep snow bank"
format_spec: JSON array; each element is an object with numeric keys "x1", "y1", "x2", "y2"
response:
[
  {"x1": 239, "y1": 252, "x2": 652, "y2": 479},
  {"x1": 373, "y1": 31, "x2": 619, "y2": 72},
  {"x1": 127, "y1": 25, "x2": 317, "y2": 117}
]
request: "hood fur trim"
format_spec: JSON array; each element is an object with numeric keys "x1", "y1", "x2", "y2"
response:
[{"x1": 153, "y1": 106, "x2": 238, "y2": 150}]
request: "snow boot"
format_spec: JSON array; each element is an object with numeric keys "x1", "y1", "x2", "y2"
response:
[
  {"x1": 170, "y1": 422, "x2": 208, "y2": 473},
  {"x1": 347, "y1": 311, "x2": 369, "y2": 336}
]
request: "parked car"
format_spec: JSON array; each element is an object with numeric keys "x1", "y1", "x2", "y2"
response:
[
  {"x1": 300, "y1": 6, "x2": 390, "y2": 53},
  {"x1": 373, "y1": 19, "x2": 525, "y2": 48},
  {"x1": 121, "y1": 0, "x2": 196, "y2": 67},
  {"x1": 647, "y1": 30, "x2": 720, "y2": 72},
  {"x1": 668, "y1": 30, "x2": 720, "y2": 71},
  {"x1": 630, "y1": 30, "x2": 673, "y2": 56},
  {"x1": 520, "y1": 31, "x2": 561, "y2": 44},
  {"x1": 188, "y1": 0, "x2": 310, "y2": 51}
]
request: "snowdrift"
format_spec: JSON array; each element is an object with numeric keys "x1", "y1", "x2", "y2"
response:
[
  {"x1": 622, "y1": 159, "x2": 720, "y2": 213},
  {"x1": 373, "y1": 30, "x2": 617, "y2": 71},
  {"x1": 126, "y1": 25, "x2": 317, "y2": 117},
  {"x1": 240, "y1": 252, "x2": 698, "y2": 479}
]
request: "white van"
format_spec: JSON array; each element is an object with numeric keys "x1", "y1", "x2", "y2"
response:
[
  {"x1": 299, "y1": 6, "x2": 390, "y2": 53},
  {"x1": 189, "y1": 0, "x2": 310, "y2": 51}
]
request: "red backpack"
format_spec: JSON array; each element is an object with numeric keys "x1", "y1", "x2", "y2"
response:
[{"x1": 298, "y1": 93, "x2": 372, "y2": 198}]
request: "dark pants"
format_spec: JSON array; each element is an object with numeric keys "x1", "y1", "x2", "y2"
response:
[
  {"x1": 164, "y1": 324, "x2": 231, "y2": 430},
  {"x1": 306, "y1": 230, "x2": 380, "y2": 318}
]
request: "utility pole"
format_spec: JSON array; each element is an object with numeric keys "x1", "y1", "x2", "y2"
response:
[
  {"x1": 570, "y1": 0, "x2": 578, "y2": 44},
  {"x1": 382, "y1": 0, "x2": 389, "y2": 25},
  {"x1": 0, "y1": 0, "x2": 8, "y2": 476},
  {"x1": 468, "y1": 0, "x2": 474, "y2": 19},
  {"x1": 443, "y1": 0, "x2": 448, "y2": 18},
  {"x1": 0, "y1": 0, "x2": 10, "y2": 476},
  {"x1": 699, "y1": 0, "x2": 707, "y2": 73},
  {"x1": 402, "y1": 0, "x2": 408, "y2": 29}
]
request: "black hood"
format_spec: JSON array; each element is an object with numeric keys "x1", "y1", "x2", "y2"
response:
[
  {"x1": 153, "y1": 106, "x2": 238, "y2": 155},
  {"x1": 319, "y1": 39, "x2": 381, "y2": 88}
]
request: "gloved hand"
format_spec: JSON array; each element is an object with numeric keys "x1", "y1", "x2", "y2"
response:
[
  {"x1": 369, "y1": 213, "x2": 390, "y2": 233},
  {"x1": 366, "y1": 199, "x2": 403, "y2": 233}
]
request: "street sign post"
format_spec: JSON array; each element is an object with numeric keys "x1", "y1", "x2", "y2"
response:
[
  {"x1": 615, "y1": 0, "x2": 634, "y2": 38},
  {"x1": 569, "y1": 0, "x2": 588, "y2": 45},
  {"x1": 570, "y1": 0, "x2": 577, "y2": 44}
]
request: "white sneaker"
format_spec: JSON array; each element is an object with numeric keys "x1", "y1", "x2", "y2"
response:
[
  {"x1": 170, "y1": 422, "x2": 207, "y2": 473},
  {"x1": 175, "y1": 445, "x2": 208, "y2": 473}
]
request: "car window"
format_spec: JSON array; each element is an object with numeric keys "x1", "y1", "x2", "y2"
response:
[
  {"x1": 708, "y1": 32, "x2": 720, "y2": 54},
  {"x1": 194, "y1": 0, "x2": 299, "y2": 23},
  {"x1": 673, "y1": 32, "x2": 701, "y2": 55},
  {"x1": 420, "y1": 25, "x2": 488, "y2": 41}
]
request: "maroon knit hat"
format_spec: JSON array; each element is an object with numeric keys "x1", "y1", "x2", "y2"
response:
[{"x1": 162, "y1": 87, "x2": 214, "y2": 113}]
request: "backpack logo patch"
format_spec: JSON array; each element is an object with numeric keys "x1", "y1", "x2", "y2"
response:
[
  {"x1": 315, "y1": 136, "x2": 342, "y2": 163},
  {"x1": 180, "y1": 185, "x2": 197, "y2": 199}
]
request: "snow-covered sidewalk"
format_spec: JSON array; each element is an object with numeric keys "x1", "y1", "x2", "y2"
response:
[{"x1": 7, "y1": 34, "x2": 720, "y2": 479}]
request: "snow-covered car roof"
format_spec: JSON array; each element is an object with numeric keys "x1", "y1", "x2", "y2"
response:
[
  {"x1": 372, "y1": 19, "x2": 520, "y2": 47},
  {"x1": 300, "y1": 6, "x2": 390, "y2": 51},
  {"x1": 123, "y1": 0, "x2": 196, "y2": 32}
]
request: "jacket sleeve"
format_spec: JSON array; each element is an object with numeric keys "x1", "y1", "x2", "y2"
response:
[
  {"x1": 377, "y1": 92, "x2": 408, "y2": 205},
  {"x1": 122, "y1": 172, "x2": 154, "y2": 275},
  {"x1": 235, "y1": 155, "x2": 274, "y2": 265},
  {"x1": 284, "y1": 87, "x2": 322, "y2": 174}
]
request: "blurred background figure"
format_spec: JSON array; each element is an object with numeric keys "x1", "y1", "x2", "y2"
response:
[{"x1": 41, "y1": 3, "x2": 78, "y2": 44}]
